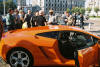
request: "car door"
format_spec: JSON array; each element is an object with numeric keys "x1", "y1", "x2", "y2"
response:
[
  {"x1": 35, "y1": 31, "x2": 64, "y2": 65},
  {"x1": 74, "y1": 32, "x2": 98, "y2": 67},
  {"x1": 57, "y1": 31, "x2": 98, "y2": 66}
]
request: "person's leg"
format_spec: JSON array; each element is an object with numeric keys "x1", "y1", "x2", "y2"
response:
[
  {"x1": 7, "y1": 25, "x2": 12, "y2": 31},
  {"x1": 74, "y1": 51, "x2": 80, "y2": 67},
  {"x1": 27, "y1": 22, "x2": 31, "y2": 28}
]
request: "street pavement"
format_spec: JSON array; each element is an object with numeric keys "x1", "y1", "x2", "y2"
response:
[
  {"x1": 84, "y1": 19, "x2": 100, "y2": 36},
  {"x1": 0, "y1": 19, "x2": 100, "y2": 67}
]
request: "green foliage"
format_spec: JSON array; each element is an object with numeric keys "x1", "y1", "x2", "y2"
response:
[
  {"x1": 86, "y1": 7, "x2": 92, "y2": 13},
  {"x1": 70, "y1": 7, "x2": 85, "y2": 14},
  {"x1": 71, "y1": 8, "x2": 74, "y2": 13},
  {"x1": 89, "y1": 16, "x2": 100, "y2": 18},
  {"x1": 74, "y1": 7, "x2": 80, "y2": 13},
  {"x1": 66, "y1": 8, "x2": 70, "y2": 13},
  {"x1": 94, "y1": 7, "x2": 99, "y2": 13},
  {"x1": 80, "y1": 8, "x2": 85, "y2": 14}
]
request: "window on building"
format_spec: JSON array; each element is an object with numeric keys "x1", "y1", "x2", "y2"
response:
[
  {"x1": 46, "y1": 4, "x2": 47, "y2": 6},
  {"x1": 58, "y1": 0, "x2": 59, "y2": 2},
  {"x1": 52, "y1": 4, "x2": 53, "y2": 6},
  {"x1": 55, "y1": 4, "x2": 56, "y2": 7},
  {"x1": 49, "y1": 4, "x2": 50, "y2": 6},
  {"x1": 46, "y1": 8, "x2": 48, "y2": 10}
]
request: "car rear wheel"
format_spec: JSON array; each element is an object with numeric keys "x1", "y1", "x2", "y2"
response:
[{"x1": 7, "y1": 48, "x2": 33, "y2": 67}]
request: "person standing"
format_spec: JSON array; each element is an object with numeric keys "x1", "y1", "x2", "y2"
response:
[
  {"x1": 72, "y1": 13, "x2": 77, "y2": 26},
  {"x1": 36, "y1": 10, "x2": 47, "y2": 26},
  {"x1": 48, "y1": 10, "x2": 57, "y2": 25},
  {"x1": 19, "y1": 10, "x2": 25, "y2": 29},
  {"x1": 13, "y1": 9, "x2": 20, "y2": 29},
  {"x1": 6, "y1": 8, "x2": 15, "y2": 31},
  {"x1": 66, "y1": 13, "x2": 74, "y2": 26},
  {"x1": 62, "y1": 11, "x2": 69, "y2": 25},
  {"x1": 80, "y1": 14, "x2": 84, "y2": 29},
  {"x1": 24, "y1": 10, "x2": 33, "y2": 28},
  {"x1": 30, "y1": 12, "x2": 39, "y2": 27},
  {"x1": 0, "y1": 17, "x2": 3, "y2": 40}
]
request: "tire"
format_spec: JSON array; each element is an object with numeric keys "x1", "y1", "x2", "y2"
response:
[{"x1": 6, "y1": 47, "x2": 33, "y2": 67}]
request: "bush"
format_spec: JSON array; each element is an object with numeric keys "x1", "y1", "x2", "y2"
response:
[
  {"x1": 94, "y1": 7, "x2": 99, "y2": 16},
  {"x1": 70, "y1": 7, "x2": 85, "y2": 14},
  {"x1": 80, "y1": 8, "x2": 85, "y2": 14},
  {"x1": 86, "y1": 7, "x2": 91, "y2": 13}
]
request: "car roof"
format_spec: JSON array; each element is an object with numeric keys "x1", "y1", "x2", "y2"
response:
[{"x1": 7, "y1": 25, "x2": 100, "y2": 39}]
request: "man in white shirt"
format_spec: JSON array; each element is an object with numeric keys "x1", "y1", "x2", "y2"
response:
[{"x1": 48, "y1": 10, "x2": 57, "y2": 25}]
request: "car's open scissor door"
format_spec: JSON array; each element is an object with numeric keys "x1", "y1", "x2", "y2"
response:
[{"x1": 78, "y1": 44, "x2": 98, "y2": 67}]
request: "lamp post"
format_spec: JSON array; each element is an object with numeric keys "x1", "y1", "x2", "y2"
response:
[
  {"x1": 71, "y1": 0, "x2": 72, "y2": 10},
  {"x1": 3, "y1": 0, "x2": 6, "y2": 16}
]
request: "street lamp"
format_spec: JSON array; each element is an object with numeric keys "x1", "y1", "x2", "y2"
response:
[
  {"x1": 71, "y1": 0, "x2": 72, "y2": 10},
  {"x1": 3, "y1": 0, "x2": 6, "y2": 16}
]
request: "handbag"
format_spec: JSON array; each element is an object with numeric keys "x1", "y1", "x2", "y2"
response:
[{"x1": 22, "y1": 22, "x2": 28, "y2": 29}]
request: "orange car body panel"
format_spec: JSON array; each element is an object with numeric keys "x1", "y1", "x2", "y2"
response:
[{"x1": 0, "y1": 25, "x2": 100, "y2": 66}]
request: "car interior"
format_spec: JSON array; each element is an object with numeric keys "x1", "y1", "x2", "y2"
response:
[{"x1": 58, "y1": 31, "x2": 96, "y2": 59}]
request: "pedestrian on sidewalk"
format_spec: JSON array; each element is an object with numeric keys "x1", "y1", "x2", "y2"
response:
[
  {"x1": 6, "y1": 8, "x2": 15, "y2": 31},
  {"x1": 67, "y1": 14, "x2": 74, "y2": 26},
  {"x1": 19, "y1": 10, "x2": 25, "y2": 29},
  {"x1": 24, "y1": 10, "x2": 33, "y2": 28},
  {"x1": 13, "y1": 9, "x2": 20, "y2": 29},
  {"x1": 80, "y1": 14, "x2": 84, "y2": 29},
  {"x1": 72, "y1": 13, "x2": 77, "y2": 26},
  {"x1": 36, "y1": 10, "x2": 47, "y2": 26},
  {"x1": 62, "y1": 11, "x2": 69, "y2": 25},
  {"x1": 30, "y1": 11, "x2": 39, "y2": 27},
  {"x1": 0, "y1": 17, "x2": 3, "y2": 40},
  {"x1": 47, "y1": 9, "x2": 57, "y2": 25}
]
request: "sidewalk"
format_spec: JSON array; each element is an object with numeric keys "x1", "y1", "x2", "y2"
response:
[{"x1": 84, "y1": 19, "x2": 100, "y2": 36}]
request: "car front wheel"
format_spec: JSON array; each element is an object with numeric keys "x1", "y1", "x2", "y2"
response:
[{"x1": 7, "y1": 48, "x2": 33, "y2": 67}]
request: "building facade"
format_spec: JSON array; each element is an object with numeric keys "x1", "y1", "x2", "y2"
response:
[
  {"x1": 85, "y1": 0, "x2": 100, "y2": 16},
  {"x1": 32, "y1": 0, "x2": 85, "y2": 14},
  {"x1": 17, "y1": 0, "x2": 26, "y2": 10}
]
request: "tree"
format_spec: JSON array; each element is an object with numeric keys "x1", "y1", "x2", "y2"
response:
[
  {"x1": 80, "y1": 8, "x2": 85, "y2": 14},
  {"x1": 74, "y1": 7, "x2": 80, "y2": 13},
  {"x1": 86, "y1": 7, "x2": 91, "y2": 13},
  {"x1": 71, "y1": 8, "x2": 74, "y2": 13},
  {"x1": 94, "y1": 7, "x2": 99, "y2": 16},
  {"x1": 66, "y1": 8, "x2": 70, "y2": 13}
]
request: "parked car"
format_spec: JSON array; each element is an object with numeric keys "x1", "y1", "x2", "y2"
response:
[{"x1": 0, "y1": 25, "x2": 100, "y2": 67}]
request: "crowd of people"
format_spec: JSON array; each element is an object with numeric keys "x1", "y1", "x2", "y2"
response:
[
  {"x1": 0, "y1": 8, "x2": 85, "y2": 32},
  {"x1": 62, "y1": 11, "x2": 84, "y2": 29}
]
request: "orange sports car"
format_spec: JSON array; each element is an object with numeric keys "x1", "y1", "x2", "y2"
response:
[{"x1": 0, "y1": 25, "x2": 100, "y2": 67}]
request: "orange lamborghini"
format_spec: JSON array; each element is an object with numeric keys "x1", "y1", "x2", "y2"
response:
[{"x1": 0, "y1": 25, "x2": 100, "y2": 67}]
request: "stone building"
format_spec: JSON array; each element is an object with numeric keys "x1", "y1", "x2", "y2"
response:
[
  {"x1": 85, "y1": 0, "x2": 100, "y2": 16},
  {"x1": 32, "y1": 0, "x2": 85, "y2": 14}
]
